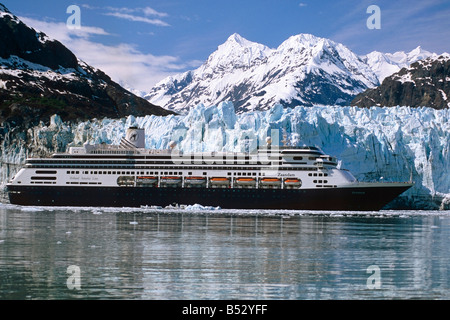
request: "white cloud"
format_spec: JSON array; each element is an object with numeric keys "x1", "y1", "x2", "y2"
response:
[
  {"x1": 104, "y1": 12, "x2": 170, "y2": 27},
  {"x1": 19, "y1": 16, "x2": 199, "y2": 92},
  {"x1": 20, "y1": 17, "x2": 110, "y2": 42},
  {"x1": 85, "y1": 5, "x2": 171, "y2": 26},
  {"x1": 141, "y1": 7, "x2": 168, "y2": 18},
  {"x1": 103, "y1": 6, "x2": 168, "y2": 17}
]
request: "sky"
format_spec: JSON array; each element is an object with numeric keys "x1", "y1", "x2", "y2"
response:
[{"x1": 2, "y1": 0, "x2": 450, "y2": 93}]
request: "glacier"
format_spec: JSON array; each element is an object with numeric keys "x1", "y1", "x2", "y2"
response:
[{"x1": 1, "y1": 102, "x2": 449, "y2": 210}]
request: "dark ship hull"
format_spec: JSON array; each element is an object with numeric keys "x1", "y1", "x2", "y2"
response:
[{"x1": 7, "y1": 183, "x2": 412, "y2": 211}]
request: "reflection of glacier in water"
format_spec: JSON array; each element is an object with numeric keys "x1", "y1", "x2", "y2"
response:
[{"x1": 1, "y1": 102, "x2": 449, "y2": 209}]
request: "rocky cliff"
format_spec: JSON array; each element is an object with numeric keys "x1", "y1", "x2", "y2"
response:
[
  {"x1": 0, "y1": 3, "x2": 173, "y2": 129},
  {"x1": 352, "y1": 56, "x2": 450, "y2": 109}
]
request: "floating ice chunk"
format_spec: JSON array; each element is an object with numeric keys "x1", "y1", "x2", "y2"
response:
[{"x1": 184, "y1": 203, "x2": 221, "y2": 211}]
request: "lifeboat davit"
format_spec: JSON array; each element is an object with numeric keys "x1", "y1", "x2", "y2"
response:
[
  {"x1": 136, "y1": 176, "x2": 158, "y2": 184},
  {"x1": 160, "y1": 176, "x2": 182, "y2": 186}
]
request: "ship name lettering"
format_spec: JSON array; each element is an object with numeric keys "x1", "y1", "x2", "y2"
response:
[{"x1": 277, "y1": 173, "x2": 294, "y2": 177}]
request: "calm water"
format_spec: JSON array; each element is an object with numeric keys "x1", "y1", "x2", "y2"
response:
[{"x1": 0, "y1": 203, "x2": 449, "y2": 300}]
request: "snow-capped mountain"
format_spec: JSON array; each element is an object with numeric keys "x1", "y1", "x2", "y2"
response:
[
  {"x1": 0, "y1": 3, "x2": 172, "y2": 127},
  {"x1": 199, "y1": 33, "x2": 272, "y2": 74},
  {"x1": 353, "y1": 55, "x2": 450, "y2": 109},
  {"x1": 145, "y1": 33, "x2": 380, "y2": 114},
  {"x1": 361, "y1": 46, "x2": 438, "y2": 83},
  {"x1": 144, "y1": 33, "x2": 438, "y2": 114}
]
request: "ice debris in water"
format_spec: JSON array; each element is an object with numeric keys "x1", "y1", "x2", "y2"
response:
[{"x1": 184, "y1": 204, "x2": 222, "y2": 211}]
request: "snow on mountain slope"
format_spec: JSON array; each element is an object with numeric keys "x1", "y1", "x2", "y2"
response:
[
  {"x1": 200, "y1": 33, "x2": 273, "y2": 73},
  {"x1": 144, "y1": 33, "x2": 441, "y2": 115},
  {"x1": 353, "y1": 55, "x2": 450, "y2": 109},
  {"x1": 1, "y1": 103, "x2": 449, "y2": 210},
  {"x1": 0, "y1": 3, "x2": 172, "y2": 125},
  {"x1": 362, "y1": 46, "x2": 439, "y2": 83},
  {"x1": 145, "y1": 33, "x2": 380, "y2": 114}
]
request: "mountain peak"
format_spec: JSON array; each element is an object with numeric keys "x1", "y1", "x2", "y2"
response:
[
  {"x1": 0, "y1": 3, "x2": 10, "y2": 13},
  {"x1": 0, "y1": 3, "x2": 19, "y2": 24},
  {"x1": 145, "y1": 31, "x2": 444, "y2": 114},
  {"x1": 147, "y1": 32, "x2": 382, "y2": 113},
  {"x1": 225, "y1": 33, "x2": 251, "y2": 46},
  {"x1": 410, "y1": 45, "x2": 425, "y2": 53},
  {"x1": 362, "y1": 46, "x2": 440, "y2": 82},
  {"x1": 289, "y1": 33, "x2": 324, "y2": 43},
  {"x1": 407, "y1": 45, "x2": 433, "y2": 61},
  {"x1": 278, "y1": 33, "x2": 328, "y2": 50},
  {"x1": 202, "y1": 33, "x2": 272, "y2": 73},
  {"x1": 218, "y1": 33, "x2": 271, "y2": 52},
  {"x1": 0, "y1": 7, "x2": 78, "y2": 70},
  {"x1": 1, "y1": 3, "x2": 173, "y2": 124}
]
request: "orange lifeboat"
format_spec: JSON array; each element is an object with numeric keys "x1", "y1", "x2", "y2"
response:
[
  {"x1": 235, "y1": 177, "x2": 256, "y2": 186},
  {"x1": 210, "y1": 177, "x2": 230, "y2": 186},
  {"x1": 284, "y1": 178, "x2": 302, "y2": 187},
  {"x1": 260, "y1": 178, "x2": 282, "y2": 185}
]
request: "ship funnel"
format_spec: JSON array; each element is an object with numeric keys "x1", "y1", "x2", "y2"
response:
[{"x1": 121, "y1": 126, "x2": 145, "y2": 149}]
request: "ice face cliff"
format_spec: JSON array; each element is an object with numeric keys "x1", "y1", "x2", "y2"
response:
[{"x1": 1, "y1": 102, "x2": 449, "y2": 210}]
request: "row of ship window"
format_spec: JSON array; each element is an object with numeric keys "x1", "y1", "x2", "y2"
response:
[
  {"x1": 61, "y1": 167, "x2": 321, "y2": 175},
  {"x1": 32, "y1": 170, "x2": 330, "y2": 181},
  {"x1": 32, "y1": 165, "x2": 322, "y2": 171},
  {"x1": 66, "y1": 182, "x2": 102, "y2": 185},
  {"x1": 67, "y1": 170, "x2": 270, "y2": 177},
  {"x1": 308, "y1": 172, "x2": 329, "y2": 177},
  {"x1": 34, "y1": 156, "x2": 322, "y2": 161},
  {"x1": 32, "y1": 160, "x2": 289, "y2": 165},
  {"x1": 63, "y1": 171, "x2": 332, "y2": 179}
]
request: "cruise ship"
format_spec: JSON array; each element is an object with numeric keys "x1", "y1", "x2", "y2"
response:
[{"x1": 7, "y1": 127, "x2": 413, "y2": 210}]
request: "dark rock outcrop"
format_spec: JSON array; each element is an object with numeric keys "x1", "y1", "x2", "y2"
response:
[
  {"x1": 0, "y1": 3, "x2": 174, "y2": 127},
  {"x1": 352, "y1": 56, "x2": 450, "y2": 109}
]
